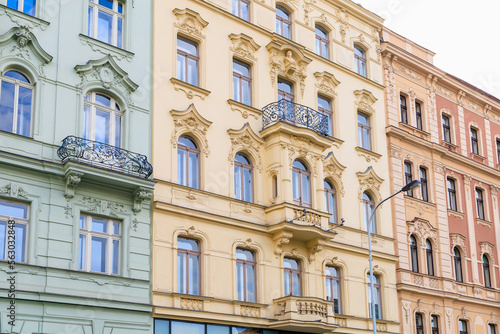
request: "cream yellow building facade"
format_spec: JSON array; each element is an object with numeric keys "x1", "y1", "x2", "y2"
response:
[
  {"x1": 152, "y1": 0, "x2": 400, "y2": 333},
  {"x1": 382, "y1": 28, "x2": 500, "y2": 334}
]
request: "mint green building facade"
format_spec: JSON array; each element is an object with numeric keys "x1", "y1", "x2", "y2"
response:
[{"x1": 0, "y1": 1, "x2": 154, "y2": 333}]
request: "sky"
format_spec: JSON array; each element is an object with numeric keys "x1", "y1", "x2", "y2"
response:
[{"x1": 354, "y1": 0, "x2": 500, "y2": 99}]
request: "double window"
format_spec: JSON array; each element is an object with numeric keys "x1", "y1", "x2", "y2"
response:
[
  {"x1": 470, "y1": 128, "x2": 479, "y2": 154},
  {"x1": 88, "y1": 0, "x2": 124, "y2": 48},
  {"x1": 442, "y1": 115, "x2": 451, "y2": 143},
  {"x1": 83, "y1": 92, "x2": 122, "y2": 147},
  {"x1": 415, "y1": 313, "x2": 424, "y2": 334},
  {"x1": 426, "y1": 239, "x2": 434, "y2": 276},
  {"x1": 354, "y1": 45, "x2": 367, "y2": 77},
  {"x1": 362, "y1": 192, "x2": 376, "y2": 233},
  {"x1": 324, "y1": 180, "x2": 337, "y2": 224},
  {"x1": 177, "y1": 136, "x2": 200, "y2": 189},
  {"x1": 459, "y1": 320, "x2": 468, "y2": 334},
  {"x1": 232, "y1": 0, "x2": 249, "y2": 21},
  {"x1": 318, "y1": 95, "x2": 333, "y2": 136},
  {"x1": 0, "y1": 200, "x2": 28, "y2": 263},
  {"x1": 276, "y1": 6, "x2": 291, "y2": 39},
  {"x1": 292, "y1": 160, "x2": 311, "y2": 207},
  {"x1": 284, "y1": 257, "x2": 301, "y2": 296},
  {"x1": 404, "y1": 162, "x2": 413, "y2": 196},
  {"x1": 483, "y1": 255, "x2": 491, "y2": 288},
  {"x1": 236, "y1": 248, "x2": 256, "y2": 302},
  {"x1": 233, "y1": 60, "x2": 252, "y2": 106},
  {"x1": 476, "y1": 188, "x2": 485, "y2": 220},
  {"x1": 454, "y1": 247, "x2": 463, "y2": 282},
  {"x1": 447, "y1": 178, "x2": 457, "y2": 211},
  {"x1": 315, "y1": 25, "x2": 329, "y2": 58},
  {"x1": 420, "y1": 167, "x2": 428, "y2": 202},
  {"x1": 0, "y1": 70, "x2": 33, "y2": 137},
  {"x1": 400, "y1": 95, "x2": 407, "y2": 124},
  {"x1": 79, "y1": 214, "x2": 120, "y2": 275},
  {"x1": 325, "y1": 266, "x2": 341, "y2": 314},
  {"x1": 234, "y1": 153, "x2": 253, "y2": 202},
  {"x1": 367, "y1": 274, "x2": 382, "y2": 319},
  {"x1": 177, "y1": 37, "x2": 199, "y2": 86},
  {"x1": 7, "y1": 0, "x2": 36, "y2": 16},
  {"x1": 177, "y1": 237, "x2": 200, "y2": 295},
  {"x1": 431, "y1": 315, "x2": 439, "y2": 334},
  {"x1": 410, "y1": 235, "x2": 419, "y2": 273},
  {"x1": 358, "y1": 112, "x2": 371, "y2": 150}
]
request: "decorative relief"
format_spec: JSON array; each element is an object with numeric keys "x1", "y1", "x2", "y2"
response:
[
  {"x1": 402, "y1": 301, "x2": 411, "y2": 323},
  {"x1": 64, "y1": 203, "x2": 73, "y2": 219},
  {"x1": 429, "y1": 278, "x2": 439, "y2": 289},
  {"x1": 376, "y1": 322, "x2": 387, "y2": 332},
  {"x1": 334, "y1": 316, "x2": 347, "y2": 327},
  {"x1": 132, "y1": 218, "x2": 139, "y2": 232},
  {"x1": 323, "y1": 152, "x2": 346, "y2": 196},
  {"x1": 0, "y1": 7, "x2": 49, "y2": 31},
  {"x1": 432, "y1": 163, "x2": 445, "y2": 175},
  {"x1": 303, "y1": 0, "x2": 316, "y2": 26},
  {"x1": 78, "y1": 35, "x2": 134, "y2": 62},
  {"x1": 354, "y1": 89, "x2": 377, "y2": 114},
  {"x1": 170, "y1": 104, "x2": 212, "y2": 157},
  {"x1": 334, "y1": 8, "x2": 349, "y2": 43},
  {"x1": 356, "y1": 167, "x2": 384, "y2": 200},
  {"x1": 64, "y1": 171, "x2": 84, "y2": 200},
  {"x1": 457, "y1": 90, "x2": 466, "y2": 107},
  {"x1": 306, "y1": 239, "x2": 325, "y2": 263},
  {"x1": 133, "y1": 188, "x2": 153, "y2": 214},
  {"x1": 437, "y1": 86, "x2": 453, "y2": 98},
  {"x1": 314, "y1": 71, "x2": 340, "y2": 97},
  {"x1": 0, "y1": 183, "x2": 29, "y2": 200},
  {"x1": 266, "y1": 42, "x2": 312, "y2": 98},
  {"x1": 227, "y1": 123, "x2": 264, "y2": 172},
  {"x1": 407, "y1": 218, "x2": 437, "y2": 243},
  {"x1": 473, "y1": 287, "x2": 483, "y2": 298},
  {"x1": 227, "y1": 100, "x2": 260, "y2": 120},
  {"x1": 180, "y1": 297, "x2": 203, "y2": 311},
  {"x1": 383, "y1": 51, "x2": 397, "y2": 103},
  {"x1": 80, "y1": 197, "x2": 127, "y2": 217},
  {"x1": 450, "y1": 233, "x2": 467, "y2": 256},
  {"x1": 173, "y1": 8, "x2": 208, "y2": 39},
  {"x1": 75, "y1": 55, "x2": 138, "y2": 104},
  {"x1": 414, "y1": 274, "x2": 423, "y2": 286},
  {"x1": 397, "y1": 64, "x2": 423, "y2": 80},
  {"x1": 273, "y1": 232, "x2": 293, "y2": 258},
  {"x1": 229, "y1": 33, "x2": 260, "y2": 62},
  {"x1": 283, "y1": 141, "x2": 322, "y2": 176},
  {"x1": 240, "y1": 305, "x2": 260, "y2": 317},
  {"x1": 484, "y1": 104, "x2": 492, "y2": 120},
  {"x1": 479, "y1": 242, "x2": 494, "y2": 263}
]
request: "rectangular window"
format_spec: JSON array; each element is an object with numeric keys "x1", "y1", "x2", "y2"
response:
[
  {"x1": 489, "y1": 324, "x2": 497, "y2": 334},
  {"x1": 459, "y1": 320, "x2": 468, "y2": 334},
  {"x1": 236, "y1": 248, "x2": 256, "y2": 302},
  {"x1": 470, "y1": 128, "x2": 479, "y2": 154},
  {"x1": 404, "y1": 162, "x2": 413, "y2": 197},
  {"x1": 431, "y1": 315, "x2": 439, "y2": 334},
  {"x1": 318, "y1": 95, "x2": 333, "y2": 136},
  {"x1": 476, "y1": 188, "x2": 485, "y2": 220},
  {"x1": 325, "y1": 266, "x2": 341, "y2": 314},
  {"x1": 232, "y1": 0, "x2": 249, "y2": 20},
  {"x1": 367, "y1": 274, "x2": 382, "y2": 319},
  {"x1": 284, "y1": 257, "x2": 301, "y2": 296},
  {"x1": 177, "y1": 237, "x2": 200, "y2": 295},
  {"x1": 358, "y1": 112, "x2": 371, "y2": 150},
  {"x1": 415, "y1": 102, "x2": 422, "y2": 130},
  {"x1": 233, "y1": 60, "x2": 251, "y2": 106},
  {"x1": 442, "y1": 115, "x2": 451, "y2": 143},
  {"x1": 420, "y1": 167, "x2": 428, "y2": 202},
  {"x1": 79, "y1": 215, "x2": 120, "y2": 275},
  {"x1": 7, "y1": 0, "x2": 36, "y2": 16},
  {"x1": 177, "y1": 37, "x2": 199, "y2": 86},
  {"x1": 87, "y1": 0, "x2": 124, "y2": 48},
  {"x1": 400, "y1": 95, "x2": 407, "y2": 124},
  {"x1": 447, "y1": 178, "x2": 457, "y2": 211},
  {"x1": 416, "y1": 313, "x2": 424, "y2": 334},
  {"x1": 497, "y1": 139, "x2": 500, "y2": 165},
  {"x1": 0, "y1": 200, "x2": 28, "y2": 263}
]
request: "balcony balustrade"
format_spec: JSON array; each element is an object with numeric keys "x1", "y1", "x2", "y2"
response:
[
  {"x1": 57, "y1": 136, "x2": 153, "y2": 178},
  {"x1": 262, "y1": 100, "x2": 329, "y2": 136}
]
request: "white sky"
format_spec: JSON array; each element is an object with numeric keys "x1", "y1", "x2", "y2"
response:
[{"x1": 354, "y1": 0, "x2": 500, "y2": 99}]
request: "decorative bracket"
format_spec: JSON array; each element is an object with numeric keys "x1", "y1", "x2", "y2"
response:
[
  {"x1": 273, "y1": 231, "x2": 293, "y2": 258},
  {"x1": 133, "y1": 187, "x2": 153, "y2": 214},
  {"x1": 64, "y1": 171, "x2": 84, "y2": 200},
  {"x1": 307, "y1": 238, "x2": 326, "y2": 263}
]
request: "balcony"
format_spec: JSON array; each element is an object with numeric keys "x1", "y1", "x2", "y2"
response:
[
  {"x1": 262, "y1": 100, "x2": 329, "y2": 136},
  {"x1": 57, "y1": 136, "x2": 153, "y2": 178}
]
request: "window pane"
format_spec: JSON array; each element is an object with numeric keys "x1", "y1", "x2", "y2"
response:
[
  {"x1": 189, "y1": 151, "x2": 199, "y2": 189},
  {"x1": 171, "y1": 322, "x2": 204, "y2": 334},
  {"x1": 326, "y1": 277, "x2": 332, "y2": 301},
  {"x1": 88, "y1": 6, "x2": 94, "y2": 36},
  {"x1": 178, "y1": 238, "x2": 199, "y2": 251},
  {"x1": 99, "y1": 0, "x2": 113, "y2": 10},
  {"x1": 246, "y1": 263, "x2": 255, "y2": 302},
  {"x1": 232, "y1": 0, "x2": 239, "y2": 15},
  {"x1": 113, "y1": 222, "x2": 119, "y2": 235},
  {"x1": 7, "y1": 0, "x2": 19, "y2": 11},
  {"x1": 302, "y1": 174, "x2": 310, "y2": 203},
  {"x1": 80, "y1": 215, "x2": 87, "y2": 229},
  {"x1": 92, "y1": 217, "x2": 108, "y2": 233},
  {"x1": 83, "y1": 105, "x2": 90, "y2": 140},
  {"x1": 114, "y1": 114, "x2": 121, "y2": 147},
  {"x1": 177, "y1": 54, "x2": 186, "y2": 82},
  {"x1": 189, "y1": 254, "x2": 199, "y2": 294},
  {"x1": 0, "y1": 221, "x2": 6, "y2": 260},
  {"x1": 236, "y1": 262, "x2": 244, "y2": 300},
  {"x1": 15, "y1": 85, "x2": 32, "y2": 136},
  {"x1": 233, "y1": 76, "x2": 240, "y2": 102},
  {"x1": 177, "y1": 252, "x2": 187, "y2": 293},
  {"x1": 23, "y1": 0, "x2": 36, "y2": 15},
  {"x1": 235, "y1": 165, "x2": 242, "y2": 200},
  {"x1": 12, "y1": 223, "x2": 26, "y2": 262},
  {"x1": 117, "y1": 18, "x2": 123, "y2": 49},
  {"x1": 95, "y1": 109, "x2": 111, "y2": 144},
  {"x1": 154, "y1": 319, "x2": 170, "y2": 334},
  {"x1": 292, "y1": 171, "x2": 300, "y2": 200},
  {"x1": 118, "y1": 2, "x2": 123, "y2": 13},
  {"x1": 177, "y1": 38, "x2": 198, "y2": 55},
  {"x1": 188, "y1": 58, "x2": 198, "y2": 86},
  {"x1": 177, "y1": 148, "x2": 187, "y2": 186},
  {"x1": 292, "y1": 273, "x2": 300, "y2": 295},
  {"x1": 97, "y1": 10, "x2": 113, "y2": 44},
  {"x1": 0, "y1": 81, "x2": 15, "y2": 133},
  {"x1": 284, "y1": 272, "x2": 290, "y2": 295},
  {"x1": 208, "y1": 325, "x2": 230, "y2": 334},
  {"x1": 0, "y1": 201, "x2": 28, "y2": 219},
  {"x1": 242, "y1": 80, "x2": 251, "y2": 106},
  {"x1": 79, "y1": 234, "x2": 86, "y2": 270},
  {"x1": 244, "y1": 168, "x2": 252, "y2": 202},
  {"x1": 91, "y1": 236, "x2": 107, "y2": 272},
  {"x1": 112, "y1": 239, "x2": 119, "y2": 274}
]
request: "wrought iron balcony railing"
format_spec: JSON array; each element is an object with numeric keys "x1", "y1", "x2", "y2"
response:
[
  {"x1": 262, "y1": 99, "x2": 329, "y2": 135},
  {"x1": 57, "y1": 136, "x2": 153, "y2": 178}
]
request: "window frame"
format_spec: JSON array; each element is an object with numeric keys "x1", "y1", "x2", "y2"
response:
[
  {"x1": 232, "y1": 59, "x2": 252, "y2": 106},
  {"x1": 459, "y1": 320, "x2": 468, "y2": 334},
  {"x1": 483, "y1": 255, "x2": 491, "y2": 288},
  {"x1": 410, "y1": 235, "x2": 419, "y2": 273},
  {"x1": 324, "y1": 180, "x2": 337, "y2": 224},
  {"x1": 78, "y1": 214, "x2": 121, "y2": 275},
  {"x1": 415, "y1": 101, "x2": 423, "y2": 130},
  {"x1": 284, "y1": 257, "x2": 302, "y2": 296},
  {"x1": 234, "y1": 153, "x2": 253, "y2": 202},
  {"x1": 0, "y1": 70, "x2": 34, "y2": 137},
  {"x1": 177, "y1": 36, "x2": 200, "y2": 86},
  {"x1": 367, "y1": 274, "x2": 382, "y2": 320},
  {"x1": 315, "y1": 25, "x2": 329, "y2": 59},
  {"x1": 404, "y1": 162, "x2": 413, "y2": 197},
  {"x1": 278, "y1": 77, "x2": 294, "y2": 102},
  {"x1": 416, "y1": 313, "x2": 424, "y2": 334},
  {"x1": 236, "y1": 248, "x2": 256, "y2": 302},
  {"x1": 325, "y1": 265, "x2": 342, "y2": 314},
  {"x1": 419, "y1": 167, "x2": 429, "y2": 202},
  {"x1": 358, "y1": 112, "x2": 372, "y2": 150},
  {"x1": 232, "y1": 0, "x2": 250, "y2": 21},
  {"x1": 83, "y1": 92, "x2": 123, "y2": 147},
  {"x1": 400, "y1": 95, "x2": 408, "y2": 124},
  {"x1": 431, "y1": 315, "x2": 439, "y2": 334},
  {"x1": 318, "y1": 95, "x2": 333, "y2": 136},
  {"x1": 470, "y1": 127, "x2": 479, "y2": 155},
  {"x1": 276, "y1": 5, "x2": 292, "y2": 39},
  {"x1": 88, "y1": 0, "x2": 124, "y2": 48},
  {"x1": 363, "y1": 192, "x2": 376, "y2": 234},
  {"x1": 476, "y1": 187, "x2": 485, "y2": 220},
  {"x1": 454, "y1": 247, "x2": 463, "y2": 283},
  {"x1": 177, "y1": 136, "x2": 200, "y2": 189},
  {"x1": 0, "y1": 199, "x2": 29, "y2": 263},
  {"x1": 292, "y1": 160, "x2": 311, "y2": 207},
  {"x1": 354, "y1": 45, "x2": 367, "y2": 77},
  {"x1": 177, "y1": 237, "x2": 201, "y2": 295},
  {"x1": 447, "y1": 178, "x2": 457, "y2": 211},
  {"x1": 7, "y1": 0, "x2": 37, "y2": 16},
  {"x1": 442, "y1": 114, "x2": 451, "y2": 143},
  {"x1": 426, "y1": 239, "x2": 434, "y2": 276},
  {"x1": 496, "y1": 139, "x2": 500, "y2": 165}
]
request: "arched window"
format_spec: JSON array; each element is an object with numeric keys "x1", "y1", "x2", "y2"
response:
[
  {"x1": 415, "y1": 313, "x2": 424, "y2": 334},
  {"x1": 324, "y1": 180, "x2": 337, "y2": 224},
  {"x1": 400, "y1": 95, "x2": 407, "y2": 124},
  {"x1": 410, "y1": 235, "x2": 419, "y2": 273},
  {"x1": 177, "y1": 237, "x2": 200, "y2": 295},
  {"x1": 431, "y1": 315, "x2": 439, "y2": 334},
  {"x1": 177, "y1": 136, "x2": 200, "y2": 189},
  {"x1": 325, "y1": 266, "x2": 341, "y2": 314},
  {"x1": 476, "y1": 188, "x2": 485, "y2": 220},
  {"x1": 284, "y1": 257, "x2": 301, "y2": 296},
  {"x1": 483, "y1": 255, "x2": 491, "y2": 288},
  {"x1": 362, "y1": 192, "x2": 376, "y2": 233},
  {"x1": 234, "y1": 153, "x2": 253, "y2": 202},
  {"x1": 0, "y1": 70, "x2": 33, "y2": 137},
  {"x1": 354, "y1": 45, "x2": 367, "y2": 77},
  {"x1": 276, "y1": 5, "x2": 291, "y2": 39},
  {"x1": 459, "y1": 320, "x2": 468, "y2": 334},
  {"x1": 367, "y1": 274, "x2": 382, "y2": 319},
  {"x1": 83, "y1": 92, "x2": 122, "y2": 147},
  {"x1": 426, "y1": 239, "x2": 434, "y2": 276},
  {"x1": 315, "y1": 25, "x2": 329, "y2": 58},
  {"x1": 236, "y1": 248, "x2": 256, "y2": 302},
  {"x1": 489, "y1": 324, "x2": 497, "y2": 334},
  {"x1": 292, "y1": 160, "x2": 311, "y2": 207},
  {"x1": 454, "y1": 247, "x2": 463, "y2": 282}
]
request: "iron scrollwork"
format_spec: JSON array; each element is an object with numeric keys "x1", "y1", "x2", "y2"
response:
[{"x1": 57, "y1": 136, "x2": 153, "y2": 178}]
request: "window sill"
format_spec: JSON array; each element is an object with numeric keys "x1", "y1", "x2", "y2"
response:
[
  {"x1": 470, "y1": 152, "x2": 486, "y2": 163},
  {"x1": 441, "y1": 140, "x2": 459, "y2": 152},
  {"x1": 78, "y1": 34, "x2": 135, "y2": 61},
  {"x1": 355, "y1": 146, "x2": 381, "y2": 162},
  {"x1": 399, "y1": 122, "x2": 430, "y2": 140},
  {"x1": 447, "y1": 210, "x2": 464, "y2": 219},
  {"x1": 170, "y1": 77, "x2": 211, "y2": 100},
  {"x1": 227, "y1": 99, "x2": 262, "y2": 120},
  {"x1": 476, "y1": 218, "x2": 491, "y2": 228},
  {"x1": 0, "y1": 4, "x2": 50, "y2": 29}
]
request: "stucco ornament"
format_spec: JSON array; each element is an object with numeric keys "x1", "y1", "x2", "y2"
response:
[
  {"x1": 323, "y1": 152, "x2": 346, "y2": 196},
  {"x1": 266, "y1": 42, "x2": 312, "y2": 98},
  {"x1": 64, "y1": 171, "x2": 84, "y2": 200},
  {"x1": 356, "y1": 166, "x2": 384, "y2": 200},
  {"x1": 273, "y1": 231, "x2": 293, "y2": 258},
  {"x1": 229, "y1": 33, "x2": 260, "y2": 62},
  {"x1": 173, "y1": 8, "x2": 208, "y2": 39},
  {"x1": 354, "y1": 89, "x2": 377, "y2": 114},
  {"x1": 303, "y1": 0, "x2": 316, "y2": 25},
  {"x1": 170, "y1": 104, "x2": 212, "y2": 158},
  {"x1": 314, "y1": 71, "x2": 340, "y2": 97},
  {"x1": 80, "y1": 197, "x2": 127, "y2": 217},
  {"x1": 479, "y1": 242, "x2": 494, "y2": 263},
  {"x1": 227, "y1": 123, "x2": 264, "y2": 172},
  {"x1": 334, "y1": 8, "x2": 349, "y2": 43},
  {"x1": 407, "y1": 218, "x2": 437, "y2": 243},
  {"x1": 75, "y1": 55, "x2": 138, "y2": 104},
  {"x1": 0, "y1": 183, "x2": 29, "y2": 200},
  {"x1": 133, "y1": 187, "x2": 153, "y2": 214},
  {"x1": 450, "y1": 233, "x2": 467, "y2": 256}
]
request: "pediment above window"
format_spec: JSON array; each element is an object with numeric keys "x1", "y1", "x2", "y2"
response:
[
  {"x1": 229, "y1": 33, "x2": 260, "y2": 63},
  {"x1": 407, "y1": 217, "x2": 437, "y2": 243},
  {"x1": 479, "y1": 242, "x2": 494, "y2": 264},
  {"x1": 323, "y1": 152, "x2": 346, "y2": 196},
  {"x1": 227, "y1": 123, "x2": 264, "y2": 172},
  {"x1": 0, "y1": 26, "x2": 52, "y2": 75},
  {"x1": 173, "y1": 8, "x2": 208, "y2": 40},
  {"x1": 354, "y1": 89, "x2": 377, "y2": 114},
  {"x1": 450, "y1": 233, "x2": 467, "y2": 257},
  {"x1": 170, "y1": 104, "x2": 212, "y2": 157},
  {"x1": 356, "y1": 166, "x2": 383, "y2": 200},
  {"x1": 314, "y1": 71, "x2": 340, "y2": 97}
]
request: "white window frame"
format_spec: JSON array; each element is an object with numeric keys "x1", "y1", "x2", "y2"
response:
[
  {"x1": 6, "y1": 0, "x2": 37, "y2": 16},
  {"x1": 0, "y1": 199, "x2": 29, "y2": 263},
  {"x1": 79, "y1": 214, "x2": 121, "y2": 275},
  {"x1": 0, "y1": 70, "x2": 34, "y2": 137},
  {"x1": 88, "y1": 0, "x2": 124, "y2": 48},
  {"x1": 83, "y1": 92, "x2": 123, "y2": 147}
]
